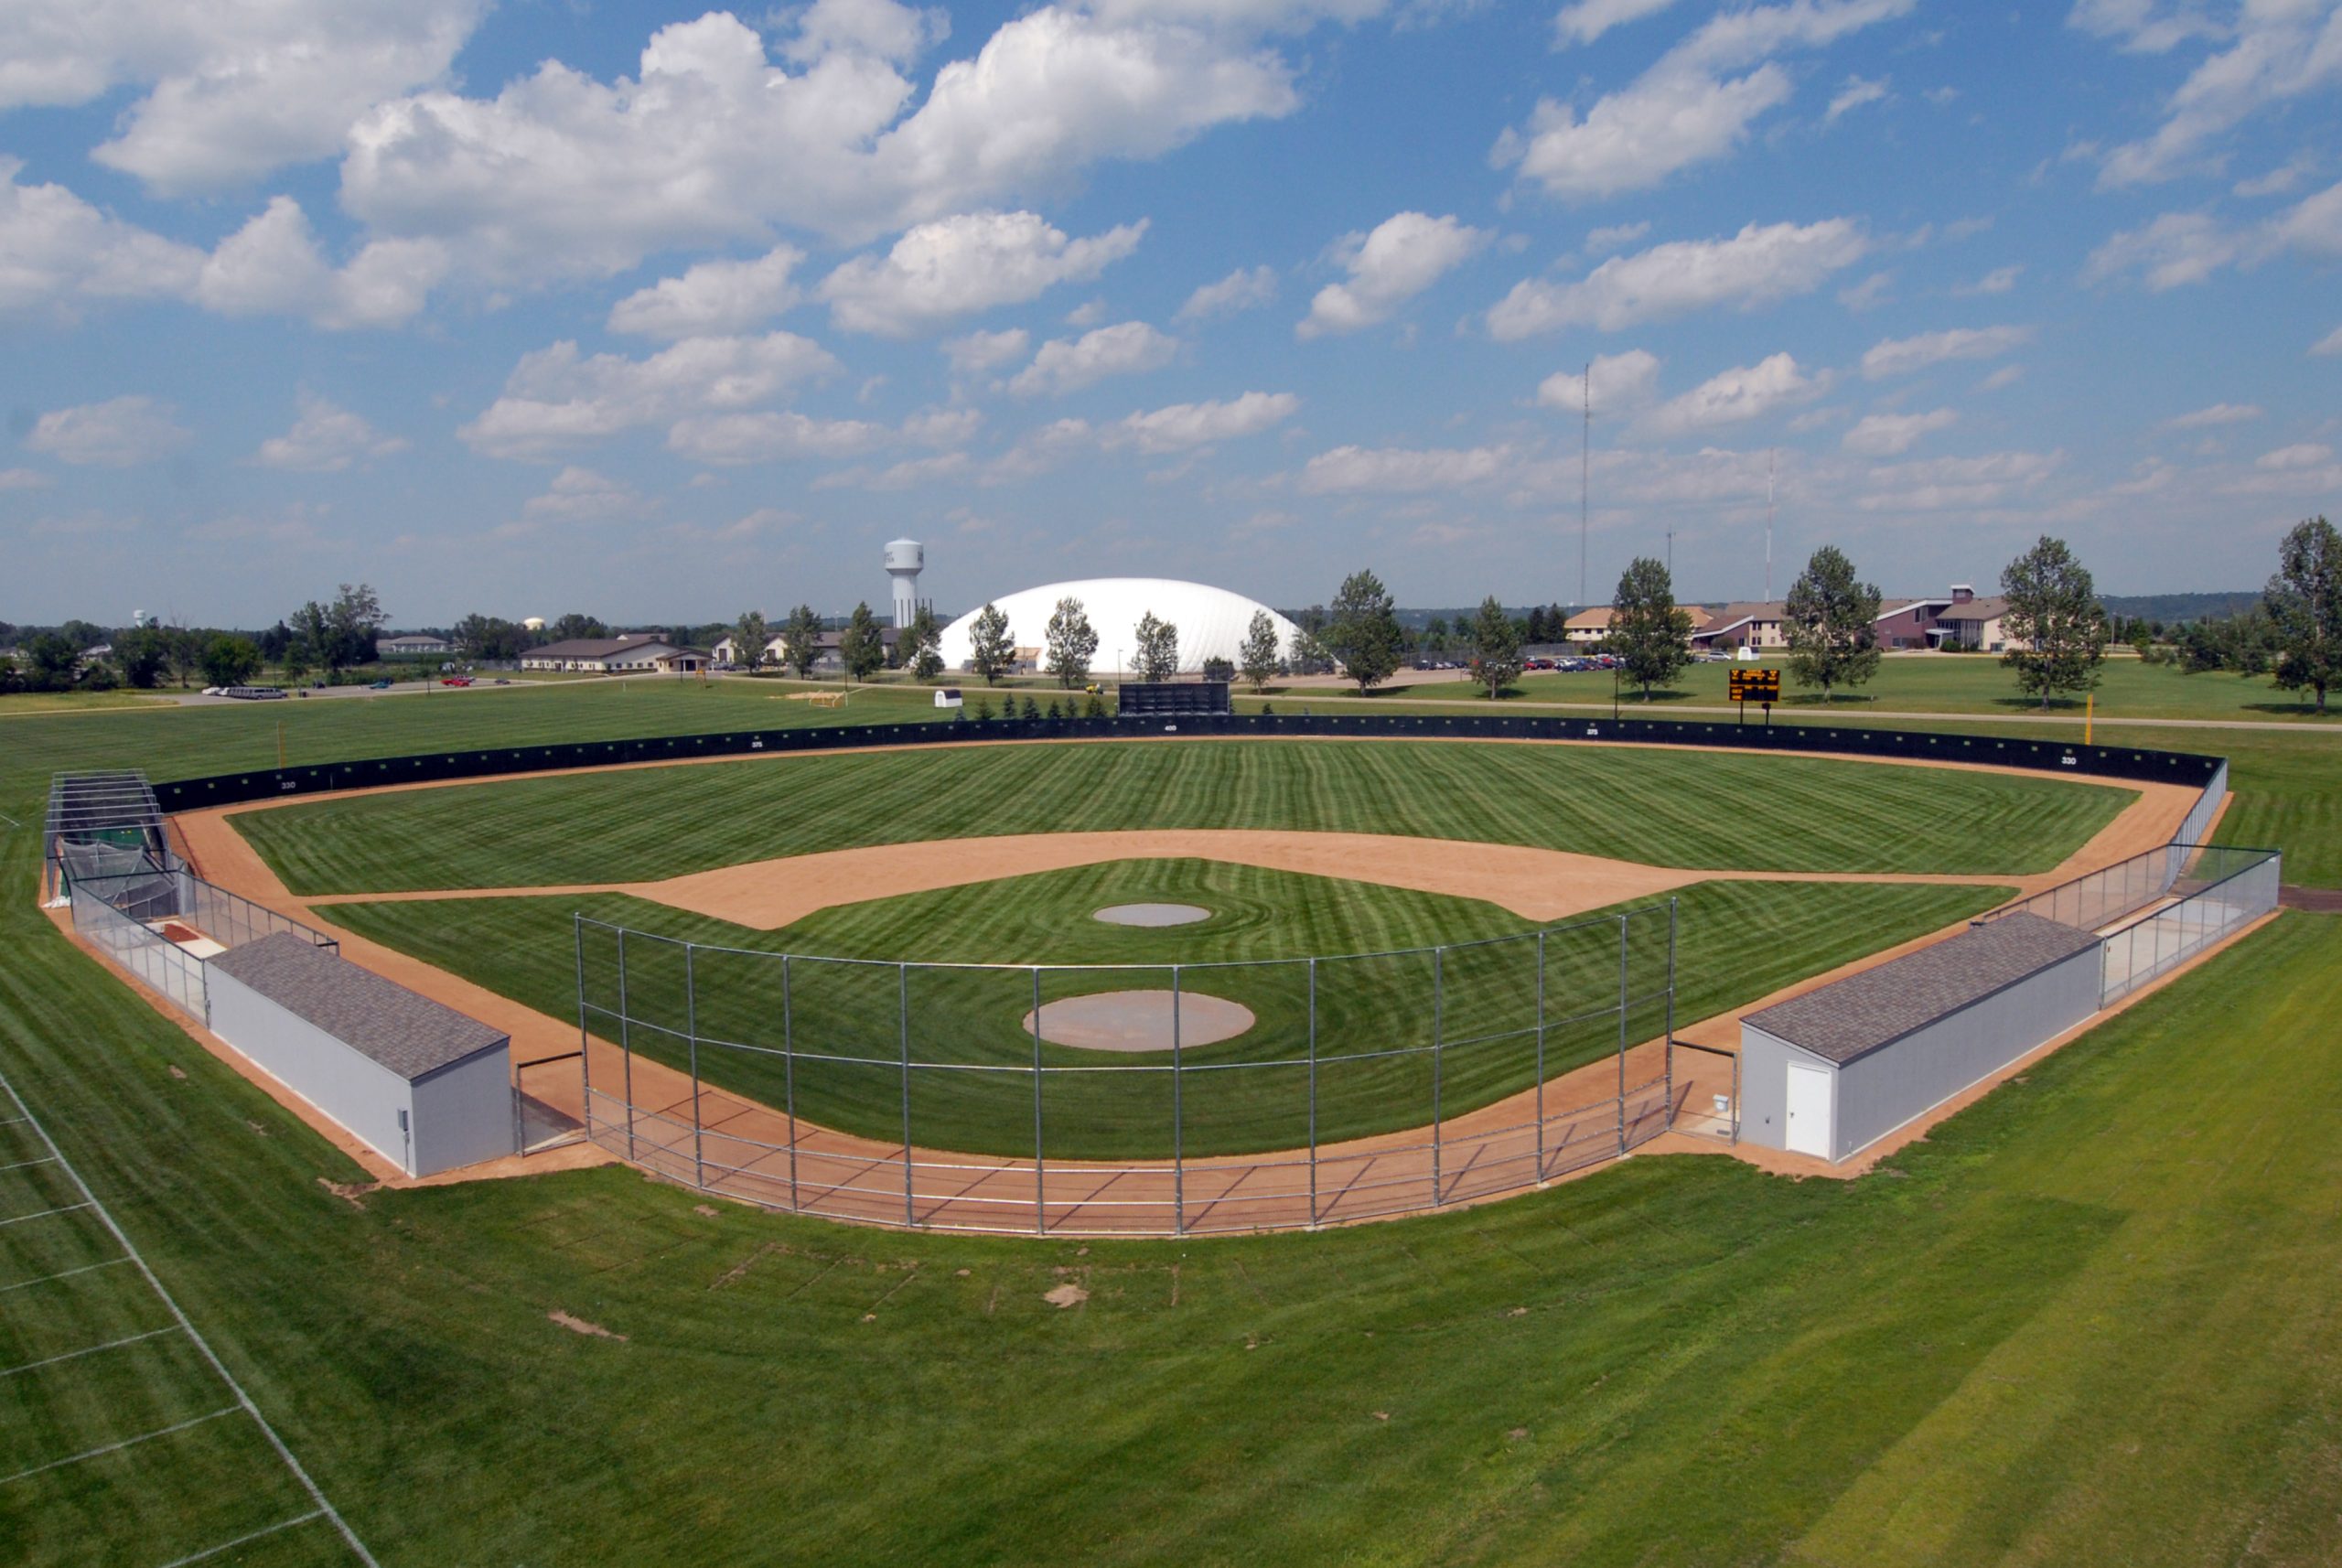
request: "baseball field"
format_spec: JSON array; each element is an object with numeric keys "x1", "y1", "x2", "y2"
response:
[{"x1": 3, "y1": 682, "x2": 2336, "y2": 1563}]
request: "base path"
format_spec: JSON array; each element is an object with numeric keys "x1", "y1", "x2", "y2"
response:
[{"x1": 146, "y1": 735, "x2": 2214, "y2": 1229}]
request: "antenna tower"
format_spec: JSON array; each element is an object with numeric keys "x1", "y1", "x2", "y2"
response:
[
  {"x1": 1765, "y1": 449, "x2": 1777, "y2": 602},
  {"x1": 1579, "y1": 363, "x2": 1590, "y2": 608}
]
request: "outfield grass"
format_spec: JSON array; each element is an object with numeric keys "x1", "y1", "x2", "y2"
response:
[
  {"x1": 1488, "y1": 652, "x2": 2342, "y2": 722},
  {"x1": 0, "y1": 691, "x2": 175, "y2": 714},
  {"x1": 325, "y1": 865, "x2": 2004, "y2": 1158},
  {"x1": 232, "y1": 738, "x2": 2128, "y2": 897}
]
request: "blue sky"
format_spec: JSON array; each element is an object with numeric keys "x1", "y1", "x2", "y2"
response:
[{"x1": 4, "y1": 0, "x2": 2338, "y2": 628}]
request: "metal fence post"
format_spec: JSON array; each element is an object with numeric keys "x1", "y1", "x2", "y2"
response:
[
  {"x1": 1306, "y1": 957, "x2": 1319, "y2": 1227},
  {"x1": 1431, "y1": 945, "x2": 1445, "y2": 1206},
  {"x1": 782, "y1": 954, "x2": 800, "y2": 1213},
  {"x1": 616, "y1": 928, "x2": 636, "y2": 1162},
  {"x1": 1664, "y1": 897, "x2": 1678, "y2": 1128},
  {"x1": 899, "y1": 962, "x2": 915, "y2": 1228},
  {"x1": 1615, "y1": 914, "x2": 1629, "y2": 1155},
  {"x1": 573, "y1": 915, "x2": 594, "y2": 1138},
  {"x1": 1032, "y1": 966, "x2": 1046, "y2": 1236},
  {"x1": 1171, "y1": 966, "x2": 1185, "y2": 1236},
  {"x1": 685, "y1": 942, "x2": 705, "y2": 1190},
  {"x1": 1533, "y1": 929, "x2": 1547, "y2": 1183}
]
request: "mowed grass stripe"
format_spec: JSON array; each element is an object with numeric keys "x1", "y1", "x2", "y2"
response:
[
  {"x1": 236, "y1": 739, "x2": 2127, "y2": 895},
  {"x1": 325, "y1": 868, "x2": 2003, "y2": 1158}
]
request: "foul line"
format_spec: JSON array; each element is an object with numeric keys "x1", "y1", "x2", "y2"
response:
[
  {"x1": 0, "y1": 1068, "x2": 378, "y2": 1565},
  {"x1": 155, "y1": 1509, "x2": 327, "y2": 1568}
]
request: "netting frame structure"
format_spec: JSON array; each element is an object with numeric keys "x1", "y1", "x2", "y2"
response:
[{"x1": 572, "y1": 901, "x2": 1680, "y2": 1237}]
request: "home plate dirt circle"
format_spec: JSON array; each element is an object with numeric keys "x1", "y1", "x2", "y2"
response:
[
  {"x1": 1092, "y1": 902, "x2": 1212, "y2": 927},
  {"x1": 1022, "y1": 990, "x2": 1256, "y2": 1052}
]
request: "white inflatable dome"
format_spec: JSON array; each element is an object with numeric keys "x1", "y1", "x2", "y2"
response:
[{"x1": 937, "y1": 578, "x2": 1300, "y2": 677}]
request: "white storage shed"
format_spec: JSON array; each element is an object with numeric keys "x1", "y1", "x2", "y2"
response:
[{"x1": 207, "y1": 933, "x2": 515, "y2": 1177}]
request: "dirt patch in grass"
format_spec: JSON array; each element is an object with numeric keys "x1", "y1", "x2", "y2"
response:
[{"x1": 549, "y1": 1309, "x2": 627, "y2": 1340}]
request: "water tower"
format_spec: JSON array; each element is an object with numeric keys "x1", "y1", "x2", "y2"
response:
[{"x1": 884, "y1": 538, "x2": 925, "y2": 627}]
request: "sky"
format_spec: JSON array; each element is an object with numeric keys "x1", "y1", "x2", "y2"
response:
[{"x1": 3, "y1": 0, "x2": 2339, "y2": 629}]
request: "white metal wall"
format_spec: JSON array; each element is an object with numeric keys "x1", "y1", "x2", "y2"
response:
[{"x1": 206, "y1": 967, "x2": 423, "y2": 1175}]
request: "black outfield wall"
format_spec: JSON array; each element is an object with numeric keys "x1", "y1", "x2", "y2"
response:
[{"x1": 152, "y1": 712, "x2": 2227, "y2": 812}]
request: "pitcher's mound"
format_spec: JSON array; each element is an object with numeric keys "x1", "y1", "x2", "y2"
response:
[
  {"x1": 1093, "y1": 902, "x2": 1211, "y2": 927},
  {"x1": 1024, "y1": 990, "x2": 1255, "y2": 1053}
]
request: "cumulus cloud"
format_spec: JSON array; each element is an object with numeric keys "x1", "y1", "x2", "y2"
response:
[
  {"x1": 1853, "y1": 449, "x2": 2062, "y2": 511},
  {"x1": 1826, "y1": 73, "x2": 1889, "y2": 120},
  {"x1": 1584, "y1": 220, "x2": 1651, "y2": 255},
  {"x1": 2085, "y1": 180, "x2": 2342, "y2": 292},
  {"x1": 1487, "y1": 218, "x2": 1866, "y2": 338},
  {"x1": 1860, "y1": 324, "x2": 2033, "y2": 379},
  {"x1": 2085, "y1": 1, "x2": 2342, "y2": 188},
  {"x1": 941, "y1": 328, "x2": 1033, "y2": 374},
  {"x1": 2163, "y1": 402, "x2": 2261, "y2": 429},
  {"x1": 1537, "y1": 349, "x2": 1662, "y2": 413},
  {"x1": 1298, "y1": 211, "x2": 1488, "y2": 338},
  {"x1": 1496, "y1": 0, "x2": 1914, "y2": 200},
  {"x1": 1552, "y1": 0, "x2": 1687, "y2": 46},
  {"x1": 1005, "y1": 321, "x2": 1179, "y2": 395},
  {"x1": 2257, "y1": 442, "x2": 2336, "y2": 470},
  {"x1": 459, "y1": 333, "x2": 841, "y2": 460},
  {"x1": 254, "y1": 392, "x2": 409, "y2": 471},
  {"x1": 24, "y1": 396, "x2": 192, "y2": 467},
  {"x1": 1842, "y1": 407, "x2": 1956, "y2": 456},
  {"x1": 2314, "y1": 325, "x2": 2342, "y2": 356},
  {"x1": 1955, "y1": 264, "x2": 2024, "y2": 295},
  {"x1": 1177, "y1": 264, "x2": 1278, "y2": 319},
  {"x1": 1637, "y1": 352, "x2": 1825, "y2": 438},
  {"x1": 192, "y1": 198, "x2": 447, "y2": 330},
  {"x1": 1297, "y1": 443, "x2": 1510, "y2": 493},
  {"x1": 608, "y1": 247, "x2": 805, "y2": 339},
  {"x1": 1110, "y1": 390, "x2": 1298, "y2": 451},
  {"x1": 0, "y1": 467, "x2": 54, "y2": 491},
  {"x1": 0, "y1": 0, "x2": 483, "y2": 194},
  {"x1": 0, "y1": 158, "x2": 204, "y2": 319},
  {"x1": 519, "y1": 466, "x2": 652, "y2": 524},
  {"x1": 666, "y1": 412, "x2": 892, "y2": 466},
  {"x1": 341, "y1": 7, "x2": 1295, "y2": 276},
  {"x1": 820, "y1": 211, "x2": 1148, "y2": 336}
]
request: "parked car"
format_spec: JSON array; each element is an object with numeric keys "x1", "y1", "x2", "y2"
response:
[
  {"x1": 200, "y1": 686, "x2": 224, "y2": 696},
  {"x1": 492, "y1": 678, "x2": 511, "y2": 685},
  {"x1": 441, "y1": 676, "x2": 473, "y2": 687},
  {"x1": 369, "y1": 678, "x2": 393, "y2": 689}
]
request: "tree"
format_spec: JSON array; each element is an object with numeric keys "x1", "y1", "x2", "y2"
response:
[
  {"x1": 199, "y1": 634, "x2": 263, "y2": 690},
  {"x1": 902, "y1": 605, "x2": 944, "y2": 682},
  {"x1": 2266, "y1": 515, "x2": 2342, "y2": 712},
  {"x1": 1201, "y1": 655, "x2": 1235, "y2": 683},
  {"x1": 732, "y1": 609, "x2": 769, "y2": 672},
  {"x1": 1238, "y1": 609, "x2": 1282, "y2": 692},
  {"x1": 1611, "y1": 557, "x2": 1693, "y2": 699},
  {"x1": 548, "y1": 612, "x2": 607, "y2": 644},
  {"x1": 20, "y1": 633, "x2": 79, "y2": 692},
  {"x1": 840, "y1": 601, "x2": 886, "y2": 683},
  {"x1": 1783, "y1": 544, "x2": 1884, "y2": 700},
  {"x1": 779, "y1": 605, "x2": 824, "y2": 679},
  {"x1": 1323, "y1": 569, "x2": 1403, "y2": 693},
  {"x1": 1468, "y1": 596, "x2": 1524, "y2": 699},
  {"x1": 327, "y1": 583, "x2": 383, "y2": 671},
  {"x1": 112, "y1": 624, "x2": 169, "y2": 689},
  {"x1": 1423, "y1": 615, "x2": 1450, "y2": 655},
  {"x1": 2001, "y1": 535, "x2": 2110, "y2": 709},
  {"x1": 163, "y1": 624, "x2": 204, "y2": 688},
  {"x1": 1043, "y1": 596, "x2": 1098, "y2": 688},
  {"x1": 1133, "y1": 610, "x2": 1179, "y2": 682},
  {"x1": 966, "y1": 601, "x2": 1015, "y2": 685}
]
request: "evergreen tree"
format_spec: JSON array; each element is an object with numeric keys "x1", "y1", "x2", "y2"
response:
[
  {"x1": 2266, "y1": 516, "x2": 2342, "y2": 712},
  {"x1": 1468, "y1": 596, "x2": 1524, "y2": 699},
  {"x1": 1611, "y1": 558, "x2": 1693, "y2": 699},
  {"x1": 839, "y1": 601, "x2": 886, "y2": 683},
  {"x1": 1133, "y1": 611, "x2": 1179, "y2": 682},
  {"x1": 903, "y1": 605, "x2": 944, "y2": 682},
  {"x1": 2001, "y1": 535, "x2": 2110, "y2": 709},
  {"x1": 1323, "y1": 568, "x2": 1403, "y2": 692},
  {"x1": 1044, "y1": 596, "x2": 1098, "y2": 688},
  {"x1": 779, "y1": 604, "x2": 825, "y2": 678},
  {"x1": 1783, "y1": 544, "x2": 1884, "y2": 700},
  {"x1": 1238, "y1": 609, "x2": 1282, "y2": 691},
  {"x1": 967, "y1": 602, "x2": 1015, "y2": 685}
]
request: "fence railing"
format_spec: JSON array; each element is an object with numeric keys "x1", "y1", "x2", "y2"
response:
[
  {"x1": 2099, "y1": 847, "x2": 2281, "y2": 1004},
  {"x1": 63, "y1": 851, "x2": 341, "y2": 1023},
  {"x1": 176, "y1": 871, "x2": 339, "y2": 956},
  {"x1": 69, "y1": 880, "x2": 208, "y2": 1021},
  {"x1": 573, "y1": 901, "x2": 1680, "y2": 1235},
  {"x1": 1980, "y1": 841, "x2": 2273, "y2": 935}
]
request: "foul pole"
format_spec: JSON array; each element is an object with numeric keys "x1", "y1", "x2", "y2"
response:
[{"x1": 1579, "y1": 363, "x2": 1591, "y2": 608}]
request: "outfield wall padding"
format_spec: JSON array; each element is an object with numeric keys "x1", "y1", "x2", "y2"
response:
[{"x1": 151, "y1": 712, "x2": 2228, "y2": 812}]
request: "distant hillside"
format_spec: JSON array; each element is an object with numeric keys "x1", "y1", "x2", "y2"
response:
[{"x1": 2100, "y1": 592, "x2": 2261, "y2": 625}]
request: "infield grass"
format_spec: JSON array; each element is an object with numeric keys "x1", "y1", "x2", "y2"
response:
[
  {"x1": 231, "y1": 737, "x2": 2129, "y2": 896},
  {"x1": 321, "y1": 865, "x2": 2005, "y2": 1158}
]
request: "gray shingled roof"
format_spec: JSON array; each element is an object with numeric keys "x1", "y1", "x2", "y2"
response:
[
  {"x1": 209, "y1": 933, "x2": 508, "y2": 1081},
  {"x1": 1744, "y1": 912, "x2": 2100, "y2": 1065}
]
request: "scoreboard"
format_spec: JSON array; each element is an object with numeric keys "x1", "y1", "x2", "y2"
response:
[{"x1": 1727, "y1": 669, "x2": 1781, "y2": 703}]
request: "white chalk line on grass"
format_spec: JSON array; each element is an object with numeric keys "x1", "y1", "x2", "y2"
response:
[
  {"x1": 0, "y1": 1407, "x2": 240, "y2": 1487},
  {"x1": 0, "y1": 1256, "x2": 134, "y2": 1295},
  {"x1": 0, "y1": 1155, "x2": 59, "y2": 1174},
  {"x1": 0, "y1": 1201, "x2": 92, "y2": 1229},
  {"x1": 0, "y1": 1069, "x2": 379, "y2": 1567},
  {"x1": 0, "y1": 1325, "x2": 181, "y2": 1380},
  {"x1": 155, "y1": 1509, "x2": 327, "y2": 1568}
]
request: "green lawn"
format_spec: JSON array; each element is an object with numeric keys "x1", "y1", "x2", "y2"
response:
[
  {"x1": 1493, "y1": 652, "x2": 2342, "y2": 722},
  {"x1": 1, "y1": 683, "x2": 2336, "y2": 1564},
  {"x1": 0, "y1": 691, "x2": 175, "y2": 714},
  {"x1": 324, "y1": 864, "x2": 2003, "y2": 1158},
  {"x1": 233, "y1": 738, "x2": 2129, "y2": 896}
]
